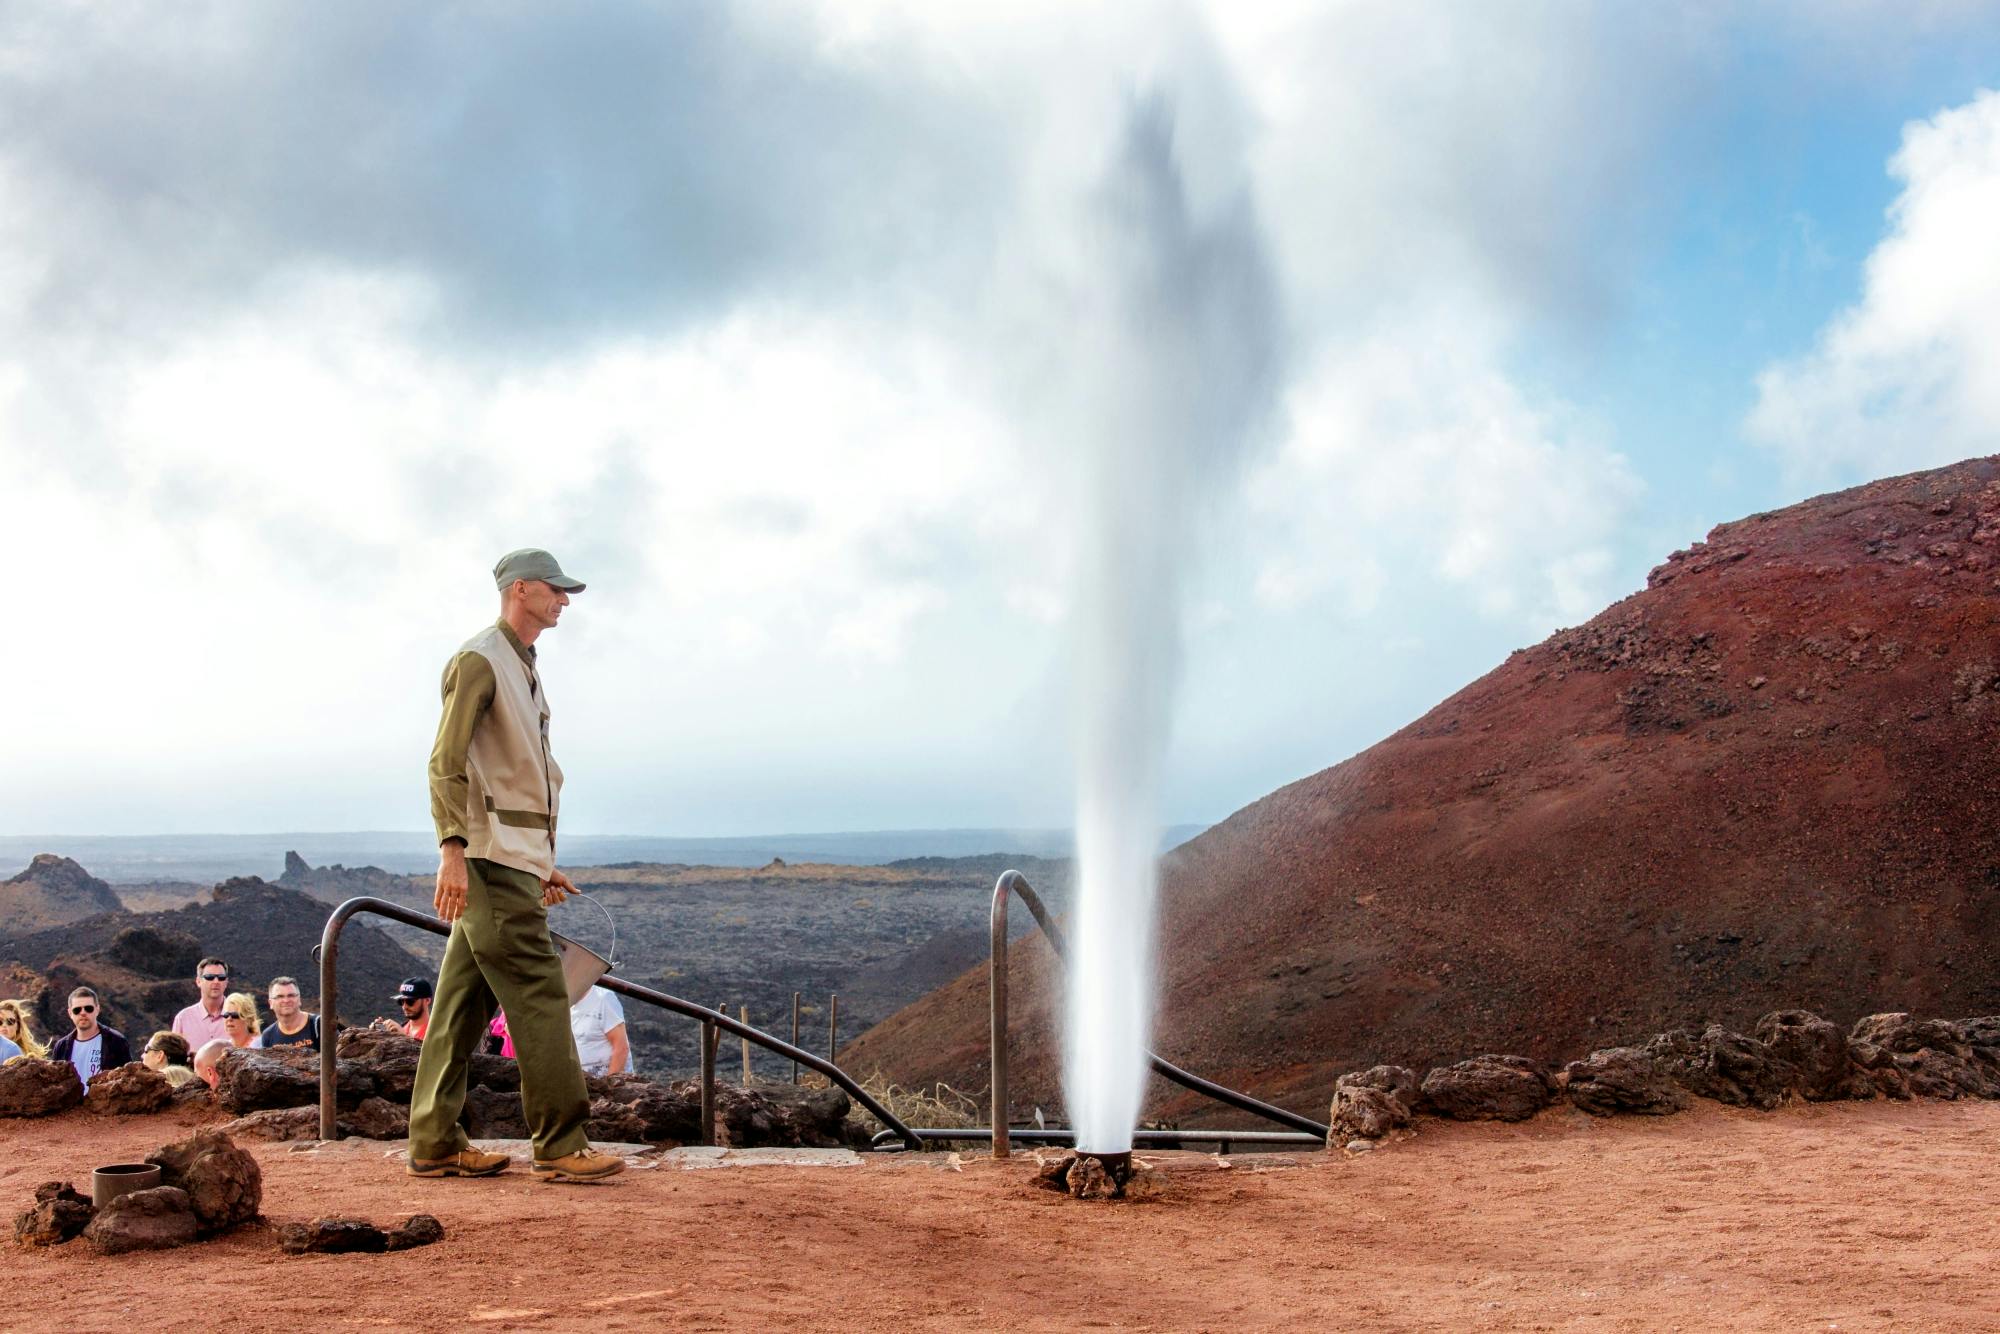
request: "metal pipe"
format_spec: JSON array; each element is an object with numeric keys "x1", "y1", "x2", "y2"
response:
[
  {"x1": 791, "y1": 992, "x2": 801, "y2": 1084},
  {"x1": 988, "y1": 871, "x2": 1329, "y2": 1143},
  {"x1": 312, "y1": 896, "x2": 924, "y2": 1150},
  {"x1": 828, "y1": 993, "x2": 838, "y2": 1063},
  {"x1": 739, "y1": 1005, "x2": 752, "y2": 1085},
  {"x1": 872, "y1": 1126, "x2": 1324, "y2": 1150},
  {"x1": 699, "y1": 1013, "x2": 717, "y2": 1146}
]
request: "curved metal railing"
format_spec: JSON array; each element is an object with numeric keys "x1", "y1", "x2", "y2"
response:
[
  {"x1": 313, "y1": 895, "x2": 922, "y2": 1149},
  {"x1": 989, "y1": 870, "x2": 1329, "y2": 1156}
]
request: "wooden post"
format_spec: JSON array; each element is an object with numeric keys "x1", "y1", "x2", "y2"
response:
[
  {"x1": 699, "y1": 1012, "x2": 717, "y2": 1147},
  {"x1": 828, "y1": 993, "x2": 839, "y2": 1063},
  {"x1": 739, "y1": 1005, "x2": 752, "y2": 1086},
  {"x1": 790, "y1": 991, "x2": 801, "y2": 1084}
]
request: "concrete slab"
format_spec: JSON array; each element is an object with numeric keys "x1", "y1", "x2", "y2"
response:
[{"x1": 656, "y1": 1146, "x2": 863, "y2": 1169}]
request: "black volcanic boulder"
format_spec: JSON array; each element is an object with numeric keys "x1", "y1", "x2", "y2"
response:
[
  {"x1": 1847, "y1": 1013, "x2": 2000, "y2": 1100},
  {"x1": 335, "y1": 1026, "x2": 516, "y2": 1101},
  {"x1": 0, "y1": 1058, "x2": 84, "y2": 1117},
  {"x1": 87, "y1": 1063, "x2": 175, "y2": 1115},
  {"x1": 463, "y1": 1086, "x2": 530, "y2": 1139},
  {"x1": 1754, "y1": 1010, "x2": 1862, "y2": 1101},
  {"x1": 84, "y1": 1187, "x2": 197, "y2": 1255},
  {"x1": 224, "y1": 1096, "x2": 409, "y2": 1142},
  {"x1": 1329, "y1": 1065, "x2": 1419, "y2": 1141},
  {"x1": 14, "y1": 1182, "x2": 94, "y2": 1247},
  {"x1": 587, "y1": 1074, "x2": 700, "y2": 1143},
  {"x1": 146, "y1": 1129, "x2": 262, "y2": 1234},
  {"x1": 1643, "y1": 1026, "x2": 1795, "y2": 1110},
  {"x1": 710, "y1": 1082, "x2": 853, "y2": 1147},
  {"x1": 1563, "y1": 1047, "x2": 1687, "y2": 1117},
  {"x1": 214, "y1": 1047, "x2": 375, "y2": 1113},
  {"x1": 1418, "y1": 1055, "x2": 1555, "y2": 1122}
]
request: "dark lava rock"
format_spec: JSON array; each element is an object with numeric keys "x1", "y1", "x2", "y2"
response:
[
  {"x1": 1563, "y1": 1047, "x2": 1688, "y2": 1117},
  {"x1": 334, "y1": 1027, "x2": 516, "y2": 1101},
  {"x1": 223, "y1": 1096, "x2": 409, "y2": 1143},
  {"x1": 1329, "y1": 1065, "x2": 1419, "y2": 1141},
  {"x1": 215, "y1": 1047, "x2": 375, "y2": 1114},
  {"x1": 1850, "y1": 1013, "x2": 1967, "y2": 1056},
  {"x1": 87, "y1": 1063, "x2": 175, "y2": 1115},
  {"x1": 1067, "y1": 1154, "x2": 1119, "y2": 1200},
  {"x1": 14, "y1": 1181, "x2": 93, "y2": 1247},
  {"x1": 0, "y1": 1058, "x2": 84, "y2": 1117},
  {"x1": 1754, "y1": 1010, "x2": 1861, "y2": 1101},
  {"x1": 1644, "y1": 1027, "x2": 1796, "y2": 1110},
  {"x1": 1420, "y1": 1054, "x2": 1556, "y2": 1122},
  {"x1": 106, "y1": 924, "x2": 201, "y2": 979},
  {"x1": 336, "y1": 1027, "x2": 422, "y2": 1099},
  {"x1": 1848, "y1": 1041, "x2": 1914, "y2": 1100},
  {"x1": 147, "y1": 1129, "x2": 262, "y2": 1234},
  {"x1": 171, "y1": 1079, "x2": 214, "y2": 1108},
  {"x1": 709, "y1": 1081, "x2": 852, "y2": 1148},
  {"x1": 278, "y1": 1218, "x2": 389, "y2": 1255},
  {"x1": 387, "y1": 1214, "x2": 445, "y2": 1250},
  {"x1": 464, "y1": 1086, "x2": 530, "y2": 1139},
  {"x1": 1954, "y1": 1015, "x2": 2000, "y2": 1048},
  {"x1": 1032, "y1": 1152, "x2": 1076, "y2": 1192},
  {"x1": 588, "y1": 1074, "x2": 700, "y2": 1143},
  {"x1": 84, "y1": 1186, "x2": 197, "y2": 1254}
]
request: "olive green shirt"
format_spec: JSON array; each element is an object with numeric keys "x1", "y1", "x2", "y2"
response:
[{"x1": 429, "y1": 620, "x2": 537, "y2": 847}]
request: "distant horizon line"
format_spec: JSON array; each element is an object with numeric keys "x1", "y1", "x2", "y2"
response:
[{"x1": 0, "y1": 822, "x2": 1212, "y2": 843}]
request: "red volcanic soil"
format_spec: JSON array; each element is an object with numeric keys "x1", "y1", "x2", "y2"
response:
[
  {"x1": 8, "y1": 1101, "x2": 2000, "y2": 1331},
  {"x1": 845, "y1": 456, "x2": 2000, "y2": 1123}
]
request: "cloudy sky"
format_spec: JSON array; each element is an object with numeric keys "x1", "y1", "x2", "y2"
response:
[{"x1": 5, "y1": 2, "x2": 1999, "y2": 839}]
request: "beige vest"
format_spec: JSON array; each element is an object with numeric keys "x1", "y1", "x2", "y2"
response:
[{"x1": 460, "y1": 623, "x2": 564, "y2": 879}]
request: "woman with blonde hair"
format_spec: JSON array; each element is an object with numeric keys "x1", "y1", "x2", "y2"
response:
[
  {"x1": 221, "y1": 992, "x2": 261, "y2": 1047},
  {"x1": 0, "y1": 999, "x2": 48, "y2": 1059},
  {"x1": 142, "y1": 1031, "x2": 199, "y2": 1087}
]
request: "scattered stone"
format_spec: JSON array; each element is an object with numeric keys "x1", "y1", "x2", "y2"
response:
[
  {"x1": 1343, "y1": 1139, "x2": 1376, "y2": 1154},
  {"x1": 1120, "y1": 1166, "x2": 1166, "y2": 1199},
  {"x1": 84, "y1": 1186, "x2": 197, "y2": 1254},
  {"x1": 1564, "y1": 1047, "x2": 1687, "y2": 1117},
  {"x1": 1420, "y1": 1054, "x2": 1556, "y2": 1122},
  {"x1": 1066, "y1": 1154, "x2": 1118, "y2": 1200},
  {"x1": 87, "y1": 1063, "x2": 175, "y2": 1115},
  {"x1": 0, "y1": 1059, "x2": 84, "y2": 1118},
  {"x1": 14, "y1": 1182, "x2": 93, "y2": 1247},
  {"x1": 147, "y1": 1129, "x2": 262, "y2": 1234},
  {"x1": 1031, "y1": 1152, "x2": 1075, "y2": 1192},
  {"x1": 278, "y1": 1218, "x2": 389, "y2": 1255},
  {"x1": 387, "y1": 1214, "x2": 445, "y2": 1250},
  {"x1": 1329, "y1": 1064, "x2": 1418, "y2": 1141},
  {"x1": 346, "y1": 1096, "x2": 411, "y2": 1139}
]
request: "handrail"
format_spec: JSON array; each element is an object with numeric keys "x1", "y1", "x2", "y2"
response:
[
  {"x1": 990, "y1": 870, "x2": 1329, "y2": 1157},
  {"x1": 874, "y1": 1126, "x2": 1323, "y2": 1151},
  {"x1": 314, "y1": 895, "x2": 922, "y2": 1149}
]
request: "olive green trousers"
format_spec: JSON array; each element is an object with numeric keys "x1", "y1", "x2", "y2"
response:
[{"x1": 407, "y1": 857, "x2": 590, "y2": 1162}]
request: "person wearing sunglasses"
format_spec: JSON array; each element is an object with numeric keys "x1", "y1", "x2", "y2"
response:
[
  {"x1": 0, "y1": 998, "x2": 48, "y2": 1059},
  {"x1": 171, "y1": 956, "x2": 233, "y2": 1051},
  {"x1": 46, "y1": 986, "x2": 133, "y2": 1094}
]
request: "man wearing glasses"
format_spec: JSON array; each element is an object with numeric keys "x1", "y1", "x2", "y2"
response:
[
  {"x1": 171, "y1": 956, "x2": 233, "y2": 1051},
  {"x1": 406, "y1": 549, "x2": 622, "y2": 1184},
  {"x1": 47, "y1": 987, "x2": 133, "y2": 1093}
]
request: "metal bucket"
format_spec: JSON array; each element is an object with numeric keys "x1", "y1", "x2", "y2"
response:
[
  {"x1": 550, "y1": 891, "x2": 618, "y2": 1006},
  {"x1": 92, "y1": 1162, "x2": 161, "y2": 1209}
]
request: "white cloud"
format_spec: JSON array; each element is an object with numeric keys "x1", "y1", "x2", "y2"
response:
[
  {"x1": 1246, "y1": 322, "x2": 1641, "y2": 632},
  {"x1": 1748, "y1": 88, "x2": 2000, "y2": 481}
]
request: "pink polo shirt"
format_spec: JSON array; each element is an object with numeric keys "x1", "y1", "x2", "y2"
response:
[{"x1": 172, "y1": 1003, "x2": 231, "y2": 1050}]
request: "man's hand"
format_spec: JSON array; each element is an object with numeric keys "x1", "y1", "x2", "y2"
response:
[
  {"x1": 435, "y1": 841, "x2": 469, "y2": 922},
  {"x1": 542, "y1": 867, "x2": 576, "y2": 908}
]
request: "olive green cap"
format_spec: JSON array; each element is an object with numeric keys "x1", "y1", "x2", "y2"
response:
[{"x1": 493, "y1": 548, "x2": 586, "y2": 593}]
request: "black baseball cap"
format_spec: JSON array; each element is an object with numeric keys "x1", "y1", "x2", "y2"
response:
[{"x1": 394, "y1": 978, "x2": 434, "y2": 1002}]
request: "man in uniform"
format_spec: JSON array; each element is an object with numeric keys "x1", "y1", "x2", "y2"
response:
[{"x1": 406, "y1": 548, "x2": 623, "y2": 1183}]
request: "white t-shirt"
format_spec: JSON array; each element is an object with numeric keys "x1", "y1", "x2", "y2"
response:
[
  {"x1": 569, "y1": 986, "x2": 627, "y2": 1075},
  {"x1": 68, "y1": 1034, "x2": 104, "y2": 1091}
]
